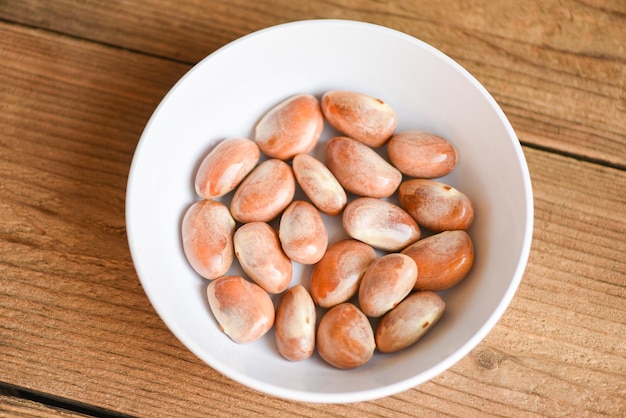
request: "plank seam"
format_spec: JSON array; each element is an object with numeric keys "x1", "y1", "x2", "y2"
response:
[
  {"x1": 0, "y1": 17, "x2": 195, "y2": 66},
  {"x1": 521, "y1": 142, "x2": 626, "y2": 171},
  {"x1": 0, "y1": 382, "x2": 133, "y2": 418}
]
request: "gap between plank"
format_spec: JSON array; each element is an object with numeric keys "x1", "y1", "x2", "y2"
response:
[
  {"x1": 0, "y1": 382, "x2": 133, "y2": 418},
  {"x1": 2, "y1": 18, "x2": 624, "y2": 172},
  {"x1": 0, "y1": 17, "x2": 196, "y2": 66},
  {"x1": 521, "y1": 142, "x2": 626, "y2": 171}
]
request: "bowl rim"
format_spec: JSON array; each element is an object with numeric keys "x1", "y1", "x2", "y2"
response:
[{"x1": 126, "y1": 18, "x2": 534, "y2": 403}]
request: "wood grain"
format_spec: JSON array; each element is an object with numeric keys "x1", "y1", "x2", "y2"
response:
[
  {"x1": 1, "y1": 2, "x2": 625, "y2": 417},
  {"x1": 0, "y1": 394, "x2": 91, "y2": 418},
  {"x1": 1, "y1": 0, "x2": 624, "y2": 167}
]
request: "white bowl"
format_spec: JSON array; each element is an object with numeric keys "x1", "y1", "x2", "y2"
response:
[{"x1": 126, "y1": 19, "x2": 533, "y2": 403}]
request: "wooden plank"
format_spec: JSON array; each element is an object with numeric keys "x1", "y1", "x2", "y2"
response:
[
  {"x1": 0, "y1": 385, "x2": 125, "y2": 418},
  {"x1": 0, "y1": 393, "x2": 92, "y2": 418},
  {"x1": 1, "y1": 0, "x2": 624, "y2": 167},
  {"x1": 1, "y1": 18, "x2": 625, "y2": 418}
]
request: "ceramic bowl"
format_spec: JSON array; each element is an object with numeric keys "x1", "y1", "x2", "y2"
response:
[{"x1": 126, "y1": 19, "x2": 533, "y2": 403}]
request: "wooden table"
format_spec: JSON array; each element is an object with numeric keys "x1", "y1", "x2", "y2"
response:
[{"x1": 1, "y1": 1, "x2": 624, "y2": 416}]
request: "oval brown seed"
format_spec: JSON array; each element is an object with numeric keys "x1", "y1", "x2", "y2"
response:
[
  {"x1": 316, "y1": 303, "x2": 375, "y2": 369},
  {"x1": 326, "y1": 136, "x2": 402, "y2": 198},
  {"x1": 194, "y1": 137, "x2": 261, "y2": 199},
  {"x1": 292, "y1": 153, "x2": 347, "y2": 216},
  {"x1": 255, "y1": 93, "x2": 324, "y2": 160},
  {"x1": 181, "y1": 199, "x2": 235, "y2": 280},
  {"x1": 310, "y1": 239, "x2": 377, "y2": 308},
  {"x1": 321, "y1": 90, "x2": 398, "y2": 147},
  {"x1": 233, "y1": 222, "x2": 292, "y2": 294},
  {"x1": 279, "y1": 200, "x2": 328, "y2": 265},
  {"x1": 274, "y1": 285, "x2": 316, "y2": 361},
  {"x1": 207, "y1": 275, "x2": 275, "y2": 344},
  {"x1": 387, "y1": 130, "x2": 458, "y2": 178},
  {"x1": 230, "y1": 159, "x2": 296, "y2": 223},
  {"x1": 402, "y1": 230, "x2": 474, "y2": 291},
  {"x1": 398, "y1": 179, "x2": 474, "y2": 232},
  {"x1": 358, "y1": 253, "x2": 418, "y2": 317},
  {"x1": 342, "y1": 197, "x2": 421, "y2": 251},
  {"x1": 375, "y1": 291, "x2": 445, "y2": 353}
]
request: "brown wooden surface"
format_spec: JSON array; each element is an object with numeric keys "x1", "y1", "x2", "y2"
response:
[
  {"x1": 1, "y1": 1, "x2": 624, "y2": 417},
  {"x1": 1, "y1": 395, "x2": 90, "y2": 418}
]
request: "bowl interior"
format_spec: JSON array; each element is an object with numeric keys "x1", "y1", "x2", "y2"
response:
[{"x1": 126, "y1": 20, "x2": 533, "y2": 403}]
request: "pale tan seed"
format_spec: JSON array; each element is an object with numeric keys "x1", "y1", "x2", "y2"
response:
[
  {"x1": 342, "y1": 197, "x2": 421, "y2": 251},
  {"x1": 292, "y1": 153, "x2": 347, "y2": 216},
  {"x1": 279, "y1": 200, "x2": 328, "y2": 265}
]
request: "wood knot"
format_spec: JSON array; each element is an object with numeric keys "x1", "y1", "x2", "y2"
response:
[{"x1": 474, "y1": 348, "x2": 502, "y2": 370}]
